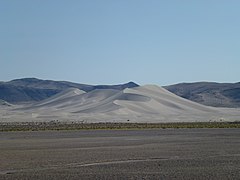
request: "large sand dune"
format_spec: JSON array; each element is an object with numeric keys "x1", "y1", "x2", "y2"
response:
[{"x1": 1, "y1": 85, "x2": 240, "y2": 123}]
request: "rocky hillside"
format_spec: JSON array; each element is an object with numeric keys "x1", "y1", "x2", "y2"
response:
[{"x1": 165, "y1": 82, "x2": 240, "y2": 108}]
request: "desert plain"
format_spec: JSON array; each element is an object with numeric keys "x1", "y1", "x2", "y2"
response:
[
  {"x1": 1, "y1": 129, "x2": 240, "y2": 180},
  {"x1": 1, "y1": 85, "x2": 240, "y2": 180}
]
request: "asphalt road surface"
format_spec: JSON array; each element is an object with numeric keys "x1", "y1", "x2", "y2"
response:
[{"x1": 0, "y1": 129, "x2": 240, "y2": 179}]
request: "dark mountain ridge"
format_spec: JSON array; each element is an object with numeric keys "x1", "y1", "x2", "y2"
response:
[{"x1": 164, "y1": 82, "x2": 240, "y2": 108}]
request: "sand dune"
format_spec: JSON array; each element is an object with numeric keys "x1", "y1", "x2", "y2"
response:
[
  {"x1": 23, "y1": 88, "x2": 151, "y2": 114},
  {"x1": 26, "y1": 88, "x2": 86, "y2": 109},
  {"x1": 116, "y1": 85, "x2": 217, "y2": 113},
  {"x1": 1, "y1": 85, "x2": 240, "y2": 123},
  {"x1": 0, "y1": 99, "x2": 12, "y2": 107}
]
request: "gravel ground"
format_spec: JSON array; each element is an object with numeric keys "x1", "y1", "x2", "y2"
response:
[{"x1": 0, "y1": 129, "x2": 240, "y2": 180}]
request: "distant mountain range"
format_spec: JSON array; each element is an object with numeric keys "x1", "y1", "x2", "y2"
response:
[
  {"x1": 0, "y1": 78, "x2": 138, "y2": 103},
  {"x1": 165, "y1": 82, "x2": 240, "y2": 108},
  {"x1": 0, "y1": 78, "x2": 240, "y2": 108}
]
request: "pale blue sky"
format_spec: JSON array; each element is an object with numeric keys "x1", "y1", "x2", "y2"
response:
[{"x1": 1, "y1": 0, "x2": 240, "y2": 85}]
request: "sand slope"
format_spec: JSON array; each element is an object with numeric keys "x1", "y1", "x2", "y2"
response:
[{"x1": 1, "y1": 85, "x2": 240, "y2": 123}]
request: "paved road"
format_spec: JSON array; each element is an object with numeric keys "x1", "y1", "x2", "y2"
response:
[{"x1": 0, "y1": 129, "x2": 240, "y2": 179}]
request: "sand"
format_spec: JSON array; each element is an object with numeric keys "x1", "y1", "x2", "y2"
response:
[{"x1": 1, "y1": 85, "x2": 240, "y2": 123}]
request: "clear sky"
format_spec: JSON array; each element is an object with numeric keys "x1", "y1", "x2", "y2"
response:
[{"x1": 1, "y1": 0, "x2": 240, "y2": 85}]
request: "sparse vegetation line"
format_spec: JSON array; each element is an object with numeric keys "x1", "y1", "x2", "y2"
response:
[{"x1": 0, "y1": 121, "x2": 240, "y2": 132}]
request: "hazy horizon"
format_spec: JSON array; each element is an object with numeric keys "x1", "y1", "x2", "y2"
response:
[
  {"x1": 1, "y1": 1, "x2": 240, "y2": 86},
  {"x1": 1, "y1": 77, "x2": 240, "y2": 87}
]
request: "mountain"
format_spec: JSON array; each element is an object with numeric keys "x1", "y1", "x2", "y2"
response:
[
  {"x1": 3, "y1": 85, "x2": 240, "y2": 123},
  {"x1": 0, "y1": 78, "x2": 139, "y2": 103},
  {"x1": 164, "y1": 82, "x2": 240, "y2": 108}
]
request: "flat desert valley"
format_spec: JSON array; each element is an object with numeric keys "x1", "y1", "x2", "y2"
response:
[
  {"x1": 2, "y1": 0, "x2": 240, "y2": 179},
  {"x1": 1, "y1": 84, "x2": 240, "y2": 179}
]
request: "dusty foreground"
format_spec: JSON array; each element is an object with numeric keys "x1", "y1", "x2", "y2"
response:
[{"x1": 0, "y1": 129, "x2": 240, "y2": 180}]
